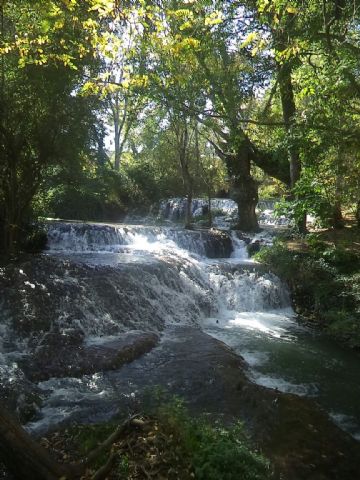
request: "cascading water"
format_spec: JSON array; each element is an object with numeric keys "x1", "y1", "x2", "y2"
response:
[
  {"x1": 1, "y1": 220, "x2": 360, "y2": 440},
  {"x1": 158, "y1": 197, "x2": 291, "y2": 227},
  {"x1": 45, "y1": 221, "x2": 233, "y2": 258}
]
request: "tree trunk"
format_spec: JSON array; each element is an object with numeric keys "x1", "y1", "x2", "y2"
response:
[
  {"x1": 3, "y1": 158, "x2": 19, "y2": 253},
  {"x1": 226, "y1": 143, "x2": 259, "y2": 232},
  {"x1": 278, "y1": 61, "x2": 306, "y2": 233},
  {"x1": 331, "y1": 202, "x2": 344, "y2": 229},
  {"x1": 0, "y1": 404, "x2": 141, "y2": 480},
  {"x1": 177, "y1": 122, "x2": 193, "y2": 228},
  {"x1": 210, "y1": 139, "x2": 259, "y2": 231},
  {"x1": 278, "y1": 63, "x2": 301, "y2": 189},
  {"x1": 114, "y1": 114, "x2": 121, "y2": 171},
  {"x1": 207, "y1": 192, "x2": 212, "y2": 227},
  {"x1": 0, "y1": 405, "x2": 76, "y2": 480},
  {"x1": 356, "y1": 200, "x2": 360, "y2": 228},
  {"x1": 330, "y1": 171, "x2": 344, "y2": 228},
  {"x1": 231, "y1": 174, "x2": 259, "y2": 231}
]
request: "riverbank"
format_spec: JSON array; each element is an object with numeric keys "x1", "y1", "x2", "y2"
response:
[
  {"x1": 1, "y1": 221, "x2": 360, "y2": 479},
  {"x1": 2, "y1": 327, "x2": 360, "y2": 480},
  {"x1": 255, "y1": 224, "x2": 360, "y2": 349}
]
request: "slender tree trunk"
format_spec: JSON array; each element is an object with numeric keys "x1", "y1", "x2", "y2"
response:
[
  {"x1": 331, "y1": 173, "x2": 344, "y2": 228},
  {"x1": 177, "y1": 122, "x2": 193, "y2": 228},
  {"x1": 185, "y1": 191, "x2": 193, "y2": 228},
  {"x1": 207, "y1": 191, "x2": 212, "y2": 227},
  {"x1": 278, "y1": 63, "x2": 301, "y2": 188},
  {"x1": 356, "y1": 200, "x2": 360, "y2": 228},
  {"x1": 3, "y1": 154, "x2": 19, "y2": 253},
  {"x1": 182, "y1": 166, "x2": 193, "y2": 228},
  {"x1": 112, "y1": 93, "x2": 125, "y2": 172},
  {"x1": 278, "y1": 61, "x2": 306, "y2": 233},
  {"x1": 114, "y1": 115, "x2": 121, "y2": 171}
]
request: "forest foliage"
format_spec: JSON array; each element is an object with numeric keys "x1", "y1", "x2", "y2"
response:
[{"x1": 1, "y1": 0, "x2": 360, "y2": 251}]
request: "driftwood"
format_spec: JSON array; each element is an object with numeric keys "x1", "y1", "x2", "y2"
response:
[
  {"x1": 81, "y1": 413, "x2": 140, "y2": 469},
  {"x1": 0, "y1": 403, "x2": 140, "y2": 480}
]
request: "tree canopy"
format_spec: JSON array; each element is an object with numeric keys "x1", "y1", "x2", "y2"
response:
[{"x1": 1, "y1": 0, "x2": 360, "y2": 251}]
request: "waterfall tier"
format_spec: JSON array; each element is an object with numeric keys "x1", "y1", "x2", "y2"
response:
[{"x1": 45, "y1": 221, "x2": 233, "y2": 258}]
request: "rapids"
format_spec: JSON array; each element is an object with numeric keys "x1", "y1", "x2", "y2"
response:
[{"x1": 0, "y1": 220, "x2": 359, "y2": 440}]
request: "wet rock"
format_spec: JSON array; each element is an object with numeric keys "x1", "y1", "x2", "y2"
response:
[
  {"x1": 38, "y1": 329, "x2": 85, "y2": 348},
  {"x1": 0, "y1": 369, "x2": 42, "y2": 423},
  {"x1": 23, "y1": 331, "x2": 159, "y2": 381},
  {"x1": 247, "y1": 240, "x2": 261, "y2": 256},
  {"x1": 201, "y1": 228, "x2": 233, "y2": 258}
]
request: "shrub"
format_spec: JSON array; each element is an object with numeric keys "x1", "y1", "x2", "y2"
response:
[
  {"x1": 155, "y1": 397, "x2": 270, "y2": 480},
  {"x1": 320, "y1": 247, "x2": 360, "y2": 274},
  {"x1": 255, "y1": 241, "x2": 360, "y2": 348}
]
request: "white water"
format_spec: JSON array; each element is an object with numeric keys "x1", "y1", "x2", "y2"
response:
[
  {"x1": 158, "y1": 197, "x2": 291, "y2": 227},
  {"x1": 1, "y1": 221, "x2": 360, "y2": 439}
]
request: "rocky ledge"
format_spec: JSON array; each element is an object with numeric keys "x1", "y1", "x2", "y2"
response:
[{"x1": 21, "y1": 331, "x2": 159, "y2": 382}]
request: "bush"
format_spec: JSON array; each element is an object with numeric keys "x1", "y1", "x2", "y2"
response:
[
  {"x1": 33, "y1": 166, "x2": 140, "y2": 222},
  {"x1": 320, "y1": 247, "x2": 360, "y2": 274},
  {"x1": 255, "y1": 241, "x2": 360, "y2": 348},
  {"x1": 324, "y1": 310, "x2": 360, "y2": 349},
  {"x1": 154, "y1": 397, "x2": 270, "y2": 480}
]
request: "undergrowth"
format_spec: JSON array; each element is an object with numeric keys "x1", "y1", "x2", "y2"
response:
[
  {"x1": 152, "y1": 396, "x2": 270, "y2": 480},
  {"x1": 65, "y1": 393, "x2": 271, "y2": 479}
]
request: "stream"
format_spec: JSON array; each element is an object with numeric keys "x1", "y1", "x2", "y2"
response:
[{"x1": 1, "y1": 219, "x2": 360, "y2": 441}]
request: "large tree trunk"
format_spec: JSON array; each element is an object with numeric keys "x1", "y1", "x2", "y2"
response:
[
  {"x1": 0, "y1": 404, "x2": 140, "y2": 480},
  {"x1": 227, "y1": 144, "x2": 259, "y2": 232},
  {"x1": 210, "y1": 139, "x2": 259, "y2": 231},
  {"x1": 231, "y1": 173, "x2": 259, "y2": 231},
  {"x1": 0, "y1": 405, "x2": 76, "y2": 480}
]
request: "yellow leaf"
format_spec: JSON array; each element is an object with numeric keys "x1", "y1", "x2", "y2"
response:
[
  {"x1": 204, "y1": 11, "x2": 223, "y2": 26},
  {"x1": 286, "y1": 6, "x2": 298, "y2": 14}
]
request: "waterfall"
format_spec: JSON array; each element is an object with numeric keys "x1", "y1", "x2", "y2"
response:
[
  {"x1": 2, "y1": 219, "x2": 360, "y2": 440},
  {"x1": 45, "y1": 221, "x2": 233, "y2": 258},
  {"x1": 158, "y1": 197, "x2": 291, "y2": 227},
  {"x1": 0, "y1": 221, "x2": 290, "y2": 375}
]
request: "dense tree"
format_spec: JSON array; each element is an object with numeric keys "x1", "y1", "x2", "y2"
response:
[
  {"x1": 1, "y1": 0, "x2": 360, "y2": 247},
  {"x1": 0, "y1": 0, "x2": 107, "y2": 251}
]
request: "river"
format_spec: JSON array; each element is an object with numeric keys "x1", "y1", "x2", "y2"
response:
[{"x1": 0, "y1": 219, "x2": 359, "y2": 442}]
